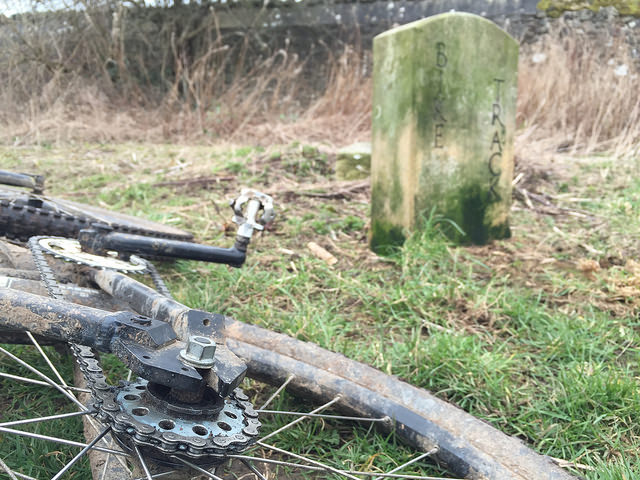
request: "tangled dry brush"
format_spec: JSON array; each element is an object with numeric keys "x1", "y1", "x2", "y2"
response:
[{"x1": 0, "y1": 4, "x2": 638, "y2": 155}]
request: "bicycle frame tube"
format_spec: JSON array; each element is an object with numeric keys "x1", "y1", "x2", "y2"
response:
[
  {"x1": 0, "y1": 287, "x2": 216, "y2": 390},
  {"x1": 0, "y1": 273, "x2": 247, "y2": 396}
]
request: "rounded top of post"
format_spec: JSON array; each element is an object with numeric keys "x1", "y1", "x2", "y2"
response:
[{"x1": 374, "y1": 12, "x2": 517, "y2": 44}]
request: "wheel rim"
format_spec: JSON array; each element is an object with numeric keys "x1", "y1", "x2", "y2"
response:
[{"x1": 0, "y1": 342, "x2": 455, "y2": 480}]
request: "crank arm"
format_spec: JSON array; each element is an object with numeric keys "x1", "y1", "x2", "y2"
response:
[{"x1": 79, "y1": 226, "x2": 249, "y2": 267}]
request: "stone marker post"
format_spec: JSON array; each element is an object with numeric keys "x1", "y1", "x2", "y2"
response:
[{"x1": 370, "y1": 13, "x2": 518, "y2": 253}]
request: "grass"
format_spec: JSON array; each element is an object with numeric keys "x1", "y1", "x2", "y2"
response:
[
  {"x1": 0, "y1": 142, "x2": 639, "y2": 479},
  {"x1": 1, "y1": 13, "x2": 639, "y2": 160},
  {"x1": 0, "y1": 346, "x2": 88, "y2": 478},
  {"x1": 1, "y1": 9, "x2": 639, "y2": 478}
]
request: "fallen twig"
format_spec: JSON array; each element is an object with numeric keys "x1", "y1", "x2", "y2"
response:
[
  {"x1": 514, "y1": 186, "x2": 602, "y2": 219},
  {"x1": 268, "y1": 180, "x2": 369, "y2": 199},
  {"x1": 307, "y1": 242, "x2": 338, "y2": 266},
  {"x1": 153, "y1": 176, "x2": 234, "y2": 188},
  {"x1": 550, "y1": 456, "x2": 595, "y2": 471}
]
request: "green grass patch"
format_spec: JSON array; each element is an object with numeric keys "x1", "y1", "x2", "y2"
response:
[{"x1": 1, "y1": 144, "x2": 640, "y2": 478}]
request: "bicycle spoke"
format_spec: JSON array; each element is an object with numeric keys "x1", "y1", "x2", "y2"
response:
[
  {"x1": 170, "y1": 456, "x2": 224, "y2": 480},
  {"x1": 100, "y1": 452, "x2": 114, "y2": 480},
  {"x1": 0, "y1": 409, "x2": 94, "y2": 428},
  {"x1": 0, "y1": 372, "x2": 90, "y2": 392},
  {"x1": 98, "y1": 435, "x2": 133, "y2": 480},
  {"x1": 25, "y1": 331, "x2": 68, "y2": 387},
  {"x1": 0, "y1": 345, "x2": 86, "y2": 411},
  {"x1": 133, "y1": 444, "x2": 153, "y2": 480},
  {"x1": 343, "y1": 473, "x2": 460, "y2": 479},
  {"x1": 257, "y1": 441, "x2": 362, "y2": 480},
  {"x1": 131, "y1": 471, "x2": 178, "y2": 480},
  {"x1": 373, "y1": 448, "x2": 438, "y2": 480},
  {"x1": 19, "y1": 340, "x2": 119, "y2": 463},
  {"x1": 258, "y1": 410, "x2": 389, "y2": 423},
  {"x1": 0, "y1": 456, "x2": 19, "y2": 480},
  {"x1": 230, "y1": 451, "x2": 456, "y2": 480},
  {"x1": 259, "y1": 374, "x2": 295, "y2": 410},
  {"x1": 10, "y1": 472, "x2": 38, "y2": 480},
  {"x1": 51, "y1": 426, "x2": 112, "y2": 480},
  {"x1": 259, "y1": 395, "x2": 341, "y2": 443},
  {"x1": 227, "y1": 454, "x2": 325, "y2": 472},
  {"x1": 239, "y1": 458, "x2": 268, "y2": 480},
  {"x1": 0, "y1": 426, "x2": 129, "y2": 457}
]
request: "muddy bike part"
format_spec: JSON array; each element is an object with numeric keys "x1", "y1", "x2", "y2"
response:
[
  {"x1": 0, "y1": 263, "x2": 578, "y2": 480},
  {"x1": 31, "y1": 190, "x2": 275, "y2": 267},
  {"x1": 0, "y1": 241, "x2": 260, "y2": 475},
  {"x1": 0, "y1": 170, "x2": 45, "y2": 193},
  {"x1": 0, "y1": 186, "x2": 193, "y2": 242},
  {"x1": 35, "y1": 237, "x2": 150, "y2": 273},
  {"x1": 0, "y1": 192, "x2": 274, "y2": 474}
]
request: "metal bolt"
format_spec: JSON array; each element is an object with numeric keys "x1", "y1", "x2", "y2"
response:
[{"x1": 179, "y1": 335, "x2": 216, "y2": 368}]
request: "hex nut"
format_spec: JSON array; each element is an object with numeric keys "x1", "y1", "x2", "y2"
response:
[{"x1": 180, "y1": 335, "x2": 216, "y2": 368}]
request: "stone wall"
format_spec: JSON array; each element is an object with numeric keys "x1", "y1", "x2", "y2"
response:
[
  {"x1": 504, "y1": 6, "x2": 640, "y2": 52},
  {"x1": 208, "y1": 1, "x2": 640, "y2": 68},
  {"x1": 2, "y1": 0, "x2": 637, "y2": 104}
]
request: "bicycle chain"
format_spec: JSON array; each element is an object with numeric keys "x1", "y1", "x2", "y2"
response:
[
  {"x1": 27, "y1": 238, "x2": 260, "y2": 461},
  {"x1": 146, "y1": 261, "x2": 174, "y2": 300}
]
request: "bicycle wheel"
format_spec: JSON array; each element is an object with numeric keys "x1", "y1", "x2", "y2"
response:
[
  {"x1": 0, "y1": 187, "x2": 193, "y2": 242},
  {"x1": 0, "y1": 248, "x2": 578, "y2": 480}
]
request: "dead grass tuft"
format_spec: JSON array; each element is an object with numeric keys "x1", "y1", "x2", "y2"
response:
[
  {"x1": 517, "y1": 21, "x2": 640, "y2": 163},
  {"x1": 0, "y1": 42, "x2": 371, "y2": 146},
  {"x1": 0, "y1": 12, "x2": 638, "y2": 153}
]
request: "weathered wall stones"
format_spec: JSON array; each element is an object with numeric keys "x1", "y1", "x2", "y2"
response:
[{"x1": 370, "y1": 13, "x2": 519, "y2": 252}]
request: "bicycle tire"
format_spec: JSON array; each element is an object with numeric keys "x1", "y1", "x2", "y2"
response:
[
  {"x1": 0, "y1": 187, "x2": 193, "y2": 242},
  {"x1": 225, "y1": 319, "x2": 576, "y2": 480},
  {"x1": 0, "y1": 258, "x2": 578, "y2": 480}
]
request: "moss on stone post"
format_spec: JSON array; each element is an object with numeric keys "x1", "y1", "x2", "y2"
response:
[
  {"x1": 370, "y1": 13, "x2": 519, "y2": 253},
  {"x1": 336, "y1": 142, "x2": 372, "y2": 180}
]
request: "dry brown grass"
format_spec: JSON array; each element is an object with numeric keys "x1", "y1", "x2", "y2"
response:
[
  {"x1": 516, "y1": 22, "x2": 640, "y2": 163},
  {"x1": 0, "y1": 12, "x2": 638, "y2": 153},
  {"x1": 0, "y1": 38, "x2": 371, "y2": 146}
]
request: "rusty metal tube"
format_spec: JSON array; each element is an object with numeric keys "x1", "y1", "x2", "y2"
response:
[
  {"x1": 0, "y1": 287, "x2": 118, "y2": 351},
  {"x1": 90, "y1": 269, "x2": 227, "y2": 342}
]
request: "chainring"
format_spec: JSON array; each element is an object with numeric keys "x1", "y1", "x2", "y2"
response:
[
  {"x1": 29, "y1": 237, "x2": 261, "y2": 466},
  {"x1": 36, "y1": 236, "x2": 149, "y2": 273},
  {"x1": 113, "y1": 378, "x2": 260, "y2": 465}
]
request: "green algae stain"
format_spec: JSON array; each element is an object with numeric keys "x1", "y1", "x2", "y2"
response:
[
  {"x1": 370, "y1": 219, "x2": 406, "y2": 255},
  {"x1": 371, "y1": 13, "x2": 517, "y2": 252},
  {"x1": 414, "y1": 184, "x2": 512, "y2": 245},
  {"x1": 372, "y1": 183, "x2": 513, "y2": 254},
  {"x1": 458, "y1": 185, "x2": 511, "y2": 245},
  {"x1": 461, "y1": 188, "x2": 491, "y2": 244}
]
